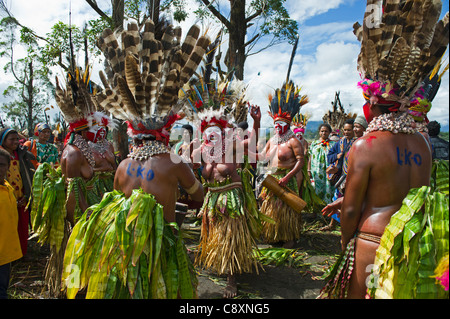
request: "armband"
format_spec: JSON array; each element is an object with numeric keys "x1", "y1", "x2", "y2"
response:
[{"x1": 185, "y1": 179, "x2": 201, "y2": 195}]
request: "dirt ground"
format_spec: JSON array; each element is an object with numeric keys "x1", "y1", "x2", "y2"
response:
[{"x1": 7, "y1": 212, "x2": 341, "y2": 300}]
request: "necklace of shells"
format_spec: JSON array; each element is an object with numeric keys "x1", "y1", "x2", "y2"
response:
[
  {"x1": 88, "y1": 139, "x2": 109, "y2": 158},
  {"x1": 201, "y1": 140, "x2": 227, "y2": 163},
  {"x1": 365, "y1": 112, "x2": 418, "y2": 135},
  {"x1": 72, "y1": 134, "x2": 96, "y2": 167},
  {"x1": 128, "y1": 139, "x2": 170, "y2": 161},
  {"x1": 272, "y1": 129, "x2": 296, "y2": 145}
]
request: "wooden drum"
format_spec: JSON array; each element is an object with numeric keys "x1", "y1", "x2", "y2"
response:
[{"x1": 261, "y1": 174, "x2": 307, "y2": 213}]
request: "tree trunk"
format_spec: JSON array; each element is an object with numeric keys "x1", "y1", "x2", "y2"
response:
[
  {"x1": 26, "y1": 61, "x2": 34, "y2": 135},
  {"x1": 228, "y1": 0, "x2": 246, "y2": 80}
]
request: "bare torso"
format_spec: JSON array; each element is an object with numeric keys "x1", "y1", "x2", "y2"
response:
[
  {"x1": 91, "y1": 140, "x2": 117, "y2": 172},
  {"x1": 265, "y1": 136, "x2": 305, "y2": 188},
  {"x1": 60, "y1": 144, "x2": 94, "y2": 224},
  {"x1": 114, "y1": 153, "x2": 201, "y2": 223},
  {"x1": 347, "y1": 131, "x2": 431, "y2": 237},
  {"x1": 342, "y1": 130, "x2": 431, "y2": 298}
]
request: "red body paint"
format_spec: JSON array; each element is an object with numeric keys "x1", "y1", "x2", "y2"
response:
[{"x1": 366, "y1": 135, "x2": 377, "y2": 147}]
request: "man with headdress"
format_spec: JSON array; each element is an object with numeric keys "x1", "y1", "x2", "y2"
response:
[
  {"x1": 259, "y1": 81, "x2": 309, "y2": 248},
  {"x1": 320, "y1": 0, "x2": 447, "y2": 299},
  {"x1": 184, "y1": 77, "x2": 264, "y2": 298},
  {"x1": 62, "y1": 19, "x2": 210, "y2": 299}
]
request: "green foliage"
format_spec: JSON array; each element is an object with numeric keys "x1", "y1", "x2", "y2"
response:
[{"x1": 250, "y1": 0, "x2": 298, "y2": 44}]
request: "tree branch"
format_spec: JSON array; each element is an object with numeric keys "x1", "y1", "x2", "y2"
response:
[
  {"x1": 199, "y1": 0, "x2": 231, "y2": 29},
  {"x1": 85, "y1": 0, "x2": 112, "y2": 23},
  {"x1": 246, "y1": 9, "x2": 262, "y2": 23}
]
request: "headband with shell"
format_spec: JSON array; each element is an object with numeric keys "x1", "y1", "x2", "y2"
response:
[
  {"x1": 354, "y1": 0, "x2": 449, "y2": 112},
  {"x1": 95, "y1": 19, "x2": 211, "y2": 142}
]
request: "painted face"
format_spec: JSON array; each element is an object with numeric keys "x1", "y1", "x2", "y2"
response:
[
  {"x1": 363, "y1": 103, "x2": 374, "y2": 124},
  {"x1": 85, "y1": 124, "x2": 102, "y2": 143},
  {"x1": 274, "y1": 120, "x2": 289, "y2": 135},
  {"x1": 203, "y1": 126, "x2": 222, "y2": 145}
]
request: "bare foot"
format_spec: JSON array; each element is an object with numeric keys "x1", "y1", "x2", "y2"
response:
[{"x1": 223, "y1": 274, "x2": 237, "y2": 298}]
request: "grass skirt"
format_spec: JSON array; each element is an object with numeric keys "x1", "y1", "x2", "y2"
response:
[
  {"x1": 62, "y1": 189, "x2": 197, "y2": 299},
  {"x1": 368, "y1": 184, "x2": 449, "y2": 299},
  {"x1": 259, "y1": 170, "x2": 302, "y2": 243},
  {"x1": 317, "y1": 237, "x2": 356, "y2": 299},
  {"x1": 29, "y1": 164, "x2": 115, "y2": 297},
  {"x1": 196, "y1": 179, "x2": 261, "y2": 276}
]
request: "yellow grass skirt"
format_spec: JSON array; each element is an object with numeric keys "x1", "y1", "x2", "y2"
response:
[
  {"x1": 260, "y1": 171, "x2": 302, "y2": 243},
  {"x1": 196, "y1": 180, "x2": 260, "y2": 275}
]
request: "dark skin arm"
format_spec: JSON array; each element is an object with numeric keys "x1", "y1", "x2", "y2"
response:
[
  {"x1": 278, "y1": 138, "x2": 305, "y2": 187},
  {"x1": 340, "y1": 143, "x2": 370, "y2": 249},
  {"x1": 64, "y1": 148, "x2": 89, "y2": 225}
]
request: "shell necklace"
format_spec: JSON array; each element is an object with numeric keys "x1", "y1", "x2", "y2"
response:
[
  {"x1": 128, "y1": 140, "x2": 170, "y2": 161},
  {"x1": 365, "y1": 112, "x2": 418, "y2": 135}
]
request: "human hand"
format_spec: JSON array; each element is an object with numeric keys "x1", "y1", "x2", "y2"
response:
[
  {"x1": 321, "y1": 197, "x2": 343, "y2": 217},
  {"x1": 249, "y1": 103, "x2": 261, "y2": 122},
  {"x1": 278, "y1": 176, "x2": 290, "y2": 187}
]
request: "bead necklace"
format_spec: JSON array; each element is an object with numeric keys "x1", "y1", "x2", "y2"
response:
[{"x1": 128, "y1": 140, "x2": 170, "y2": 161}]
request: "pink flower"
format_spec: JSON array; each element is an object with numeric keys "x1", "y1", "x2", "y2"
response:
[{"x1": 437, "y1": 269, "x2": 449, "y2": 291}]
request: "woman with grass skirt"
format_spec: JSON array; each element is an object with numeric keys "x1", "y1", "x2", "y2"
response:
[
  {"x1": 28, "y1": 64, "x2": 118, "y2": 297},
  {"x1": 192, "y1": 102, "x2": 264, "y2": 299}
]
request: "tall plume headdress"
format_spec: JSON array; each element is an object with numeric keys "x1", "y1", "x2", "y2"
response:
[
  {"x1": 178, "y1": 33, "x2": 249, "y2": 133},
  {"x1": 95, "y1": 19, "x2": 211, "y2": 143},
  {"x1": 268, "y1": 34, "x2": 308, "y2": 124},
  {"x1": 54, "y1": 63, "x2": 100, "y2": 144},
  {"x1": 268, "y1": 81, "x2": 309, "y2": 124},
  {"x1": 179, "y1": 76, "x2": 248, "y2": 133},
  {"x1": 354, "y1": 0, "x2": 449, "y2": 112}
]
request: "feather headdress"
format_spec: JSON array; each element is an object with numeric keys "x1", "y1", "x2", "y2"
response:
[
  {"x1": 291, "y1": 112, "x2": 310, "y2": 129},
  {"x1": 268, "y1": 81, "x2": 308, "y2": 124},
  {"x1": 55, "y1": 64, "x2": 100, "y2": 134},
  {"x1": 95, "y1": 19, "x2": 211, "y2": 140},
  {"x1": 179, "y1": 77, "x2": 248, "y2": 132},
  {"x1": 354, "y1": 0, "x2": 449, "y2": 111}
]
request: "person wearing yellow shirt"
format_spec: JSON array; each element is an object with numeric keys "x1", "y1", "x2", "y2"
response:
[{"x1": 0, "y1": 148, "x2": 23, "y2": 299}]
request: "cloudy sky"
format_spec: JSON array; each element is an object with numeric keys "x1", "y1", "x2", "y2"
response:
[{"x1": 1, "y1": 0, "x2": 449, "y2": 129}]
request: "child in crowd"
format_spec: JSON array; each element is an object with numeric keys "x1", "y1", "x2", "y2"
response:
[{"x1": 0, "y1": 148, "x2": 23, "y2": 299}]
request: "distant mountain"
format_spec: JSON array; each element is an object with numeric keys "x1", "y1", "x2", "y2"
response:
[{"x1": 306, "y1": 121, "x2": 449, "y2": 132}]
